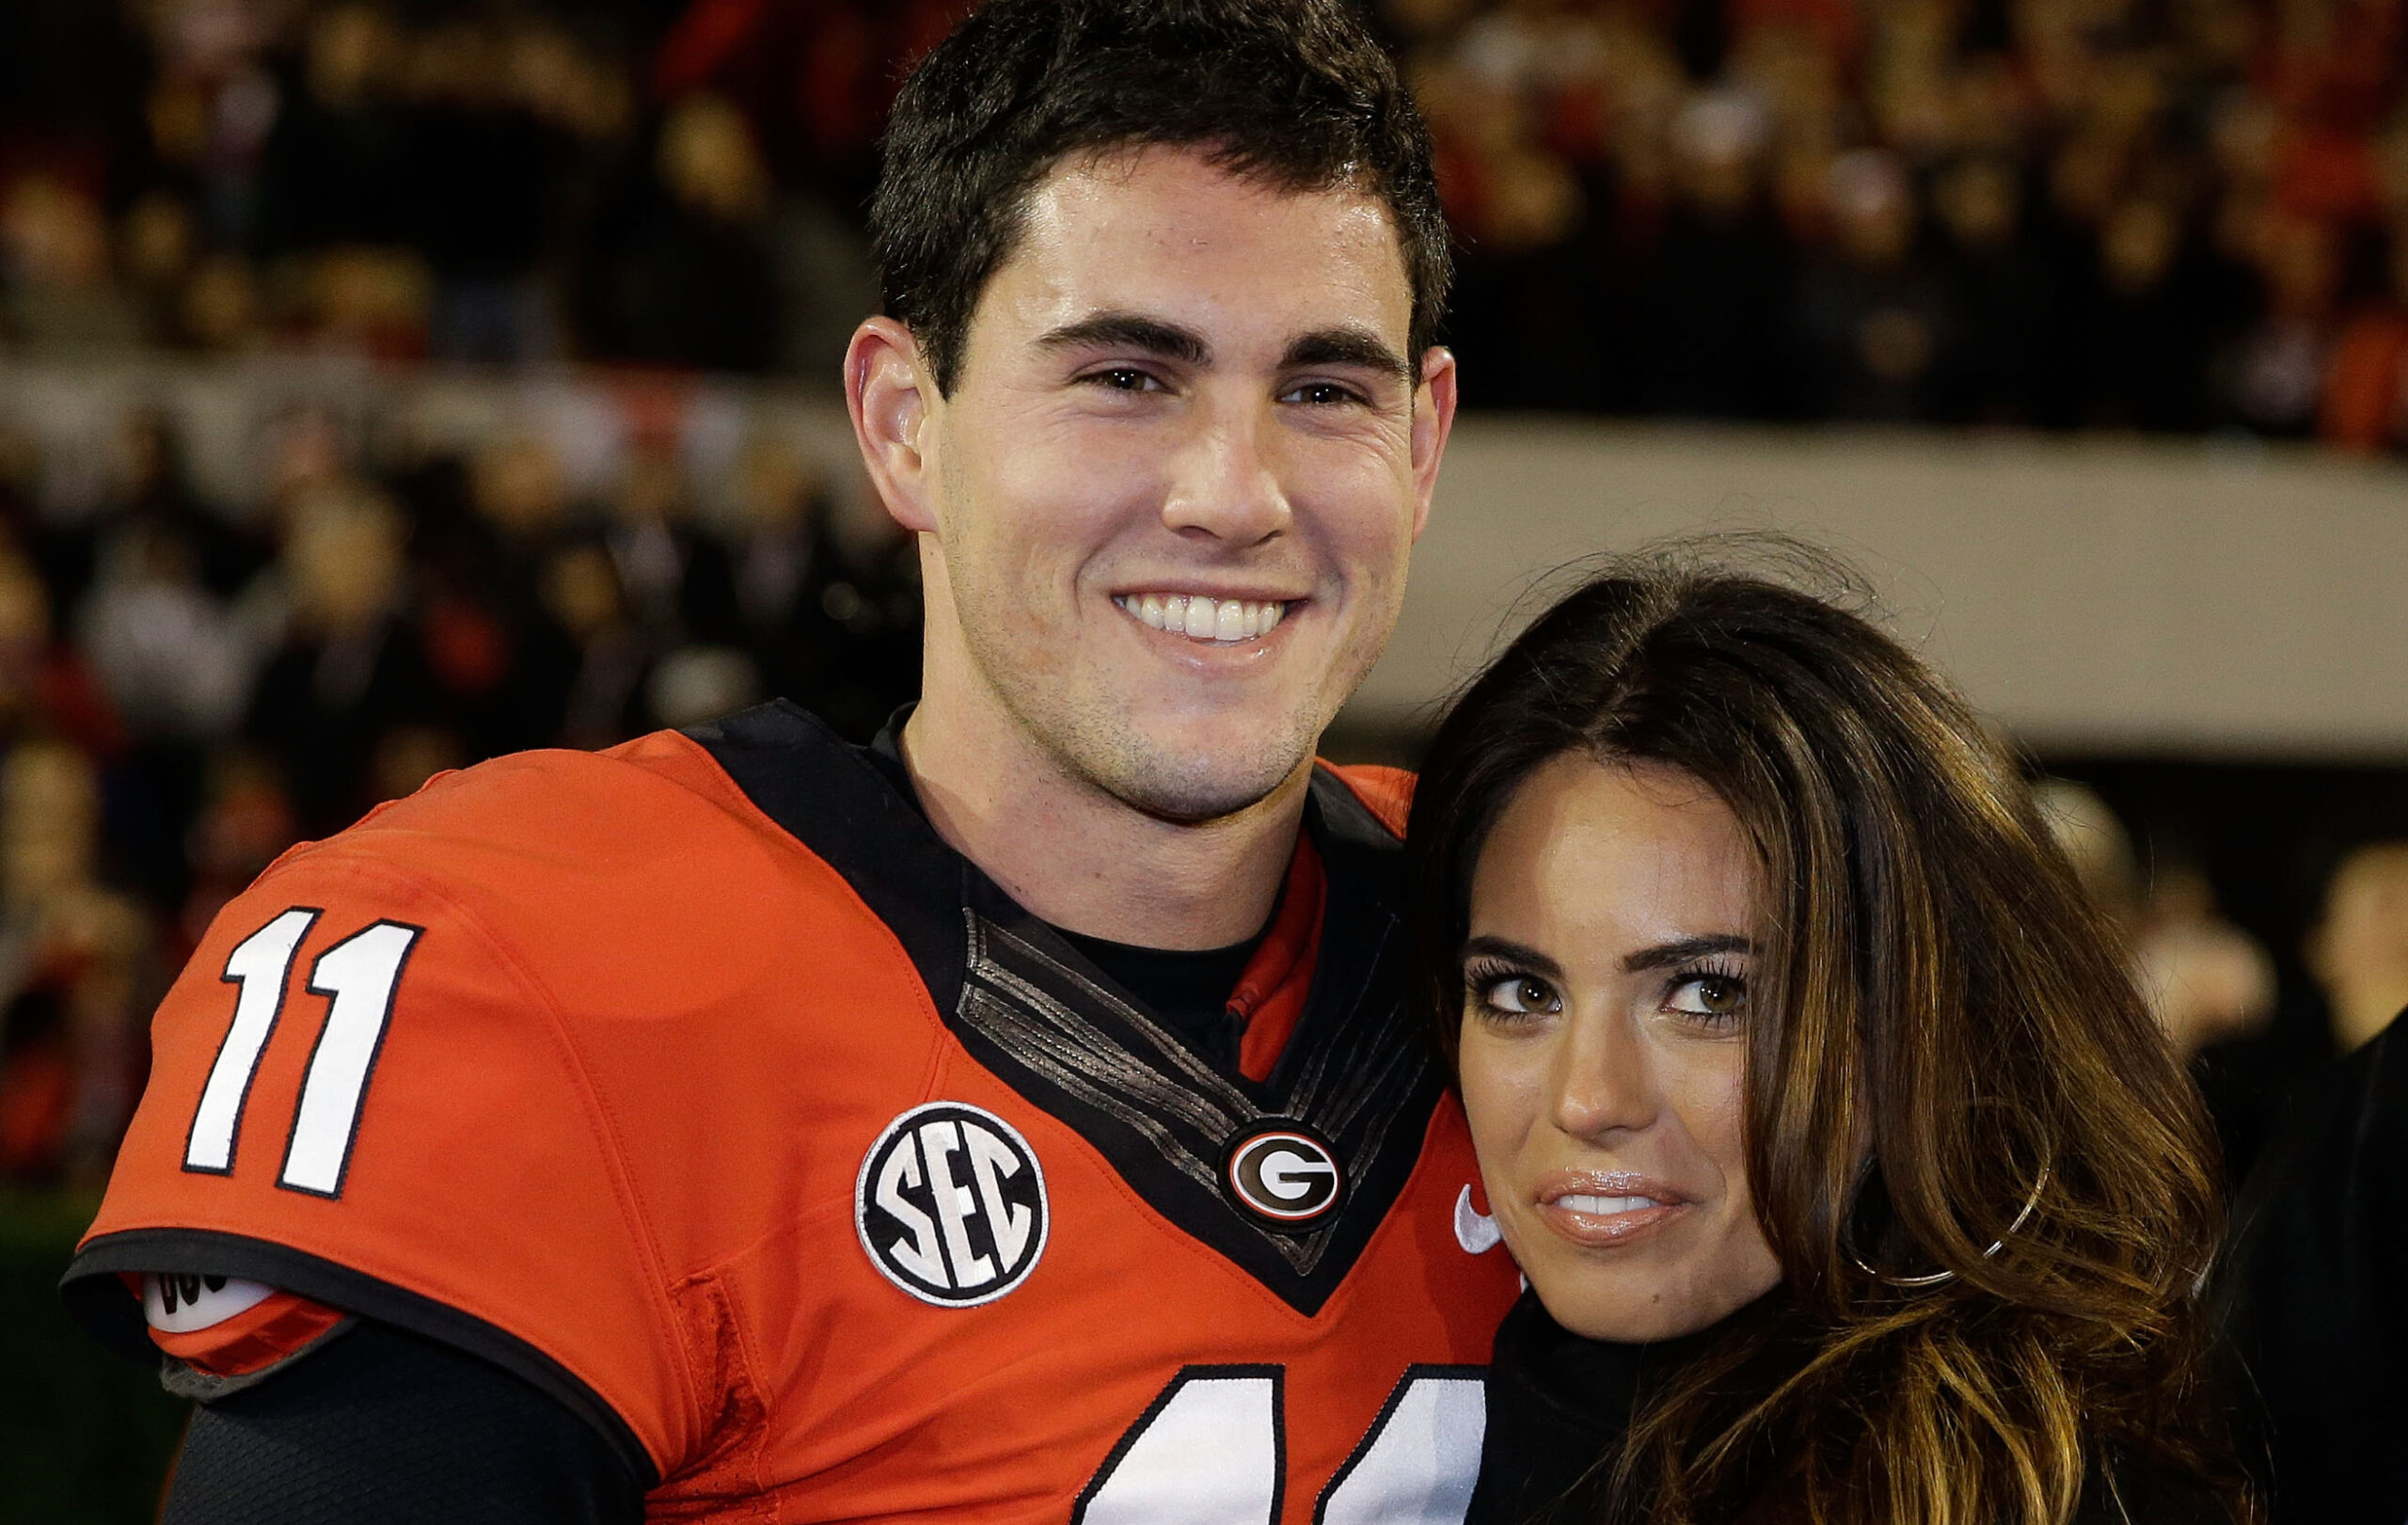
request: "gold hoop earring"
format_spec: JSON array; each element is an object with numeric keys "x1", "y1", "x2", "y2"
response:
[{"x1": 1846, "y1": 1160, "x2": 2052, "y2": 1290}]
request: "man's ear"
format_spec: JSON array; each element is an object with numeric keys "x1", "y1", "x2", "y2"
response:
[
  {"x1": 847, "y1": 317, "x2": 938, "y2": 534},
  {"x1": 1408, "y1": 345, "x2": 1459, "y2": 543}
]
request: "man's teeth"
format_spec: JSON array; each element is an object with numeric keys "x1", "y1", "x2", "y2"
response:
[
  {"x1": 1557, "y1": 1194, "x2": 1663, "y2": 1215},
  {"x1": 1117, "y1": 595, "x2": 1287, "y2": 643}
]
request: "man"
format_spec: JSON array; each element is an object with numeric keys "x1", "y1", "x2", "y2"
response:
[
  {"x1": 2217, "y1": 840, "x2": 2408, "y2": 1524},
  {"x1": 64, "y1": 1, "x2": 1521, "y2": 1519}
]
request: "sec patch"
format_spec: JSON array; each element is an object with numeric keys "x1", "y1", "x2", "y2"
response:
[{"x1": 857, "y1": 1102, "x2": 1049, "y2": 1307}]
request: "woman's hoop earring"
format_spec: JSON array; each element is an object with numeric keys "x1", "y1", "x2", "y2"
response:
[{"x1": 1846, "y1": 1159, "x2": 2052, "y2": 1290}]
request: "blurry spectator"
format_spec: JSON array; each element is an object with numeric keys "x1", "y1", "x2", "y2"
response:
[
  {"x1": 2085, "y1": 197, "x2": 2216, "y2": 430},
  {"x1": 1932, "y1": 154, "x2": 2046, "y2": 421},
  {"x1": 406, "y1": 19, "x2": 570, "y2": 363},
  {"x1": 0, "y1": 739, "x2": 154, "y2": 1188},
  {"x1": 256, "y1": 4, "x2": 413, "y2": 257},
  {"x1": 2134, "y1": 863, "x2": 2279, "y2": 1059},
  {"x1": 541, "y1": 536, "x2": 651, "y2": 750},
  {"x1": 603, "y1": 437, "x2": 737, "y2": 643},
  {"x1": 579, "y1": 93, "x2": 779, "y2": 373},
  {"x1": 1, "y1": 174, "x2": 144, "y2": 357},
  {"x1": 645, "y1": 643, "x2": 759, "y2": 731},
  {"x1": 0, "y1": 552, "x2": 122, "y2": 762},
  {"x1": 78, "y1": 515, "x2": 262, "y2": 745},
  {"x1": 243, "y1": 481, "x2": 431, "y2": 836},
  {"x1": 649, "y1": 0, "x2": 966, "y2": 208},
  {"x1": 1646, "y1": 89, "x2": 1794, "y2": 417},
  {"x1": 2318, "y1": 228, "x2": 2408, "y2": 450},
  {"x1": 2305, "y1": 840, "x2": 2408, "y2": 1051},
  {"x1": 2224, "y1": 214, "x2": 2342, "y2": 436},
  {"x1": 2224, "y1": 928, "x2": 2408, "y2": 1525},
  {"x1": 175, "y1": 747, "x2": 296, "y2": 959},
  {"x1": 1795, "y1": 148, "x2": 1955, "y2": 421},
  {"x1": 2037, "y1": 778, "x2": 2276, "y2": 1059},
  {"x1": 720, "y1": 433, "x2": 920, "y2": 738}
]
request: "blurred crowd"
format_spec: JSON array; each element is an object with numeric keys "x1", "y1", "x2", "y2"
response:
[
  {"x1": 0, "y1": 368, "x2": 918, "y2": 1187},
  {"x1": 11, "y1": 0, "x2": 2408, "y2": 446},
  {"x1": 0, "y1": 0, "x2": 962, "y2": 379},
  {"x1": 2038, "y1": 773, "x2": 2408, "y2": 1174},
  {"x1": 1412, "y1": 0, "x2": 2408, "y2": 440}
]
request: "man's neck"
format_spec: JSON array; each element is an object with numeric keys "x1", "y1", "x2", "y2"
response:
[{"x1": 899, "y1": 691, "x2": 1311, "y2": 952}]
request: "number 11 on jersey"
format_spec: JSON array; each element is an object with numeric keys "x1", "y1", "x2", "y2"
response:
[
  {"x1": 1074, "y1": 1366, "x2": 1486, "y2": 1525},
  {"x1": 183, "y1": 907, "x2": 422, "y2": 1198}
]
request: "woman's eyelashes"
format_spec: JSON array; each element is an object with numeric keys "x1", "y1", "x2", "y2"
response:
[
  {"x1": 1663, "y1": 964, "x2": 1749, "y2": 1028},
  {"x1": 1463, "y1": 957, "x2": 1750, "y2": 1029},
  {"x1": 1465, "y1": 960, "x2": 1560, "y2": 1021}
]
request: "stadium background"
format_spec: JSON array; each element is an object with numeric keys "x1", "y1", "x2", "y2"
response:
[{"x1": 6, "y1": 0, "x2": 2408, "y2": 1515}]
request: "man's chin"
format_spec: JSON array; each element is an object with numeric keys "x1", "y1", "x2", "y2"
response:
[{"x1": 1081, "y1": 735, "x2": 1314, "y2": 827}]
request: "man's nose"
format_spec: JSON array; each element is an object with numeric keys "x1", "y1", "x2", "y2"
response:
[
  {"x1": 1158, "y1": 395, "x2": 1292, "y2": 546},
  {"x1": 1547, "y1": 1011, "x2": 1658, "y2": 1141}
]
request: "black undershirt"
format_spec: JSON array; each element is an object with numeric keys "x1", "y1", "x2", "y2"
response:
[
  {"x1": 1057, "y1": 929, "x2": 1259, "y2": 1070},
  {"x1": 159, "y1": 717, "x2": 1272, "y2": 1520},
  {"x1": 163, "y1": 1321, "x2": 642, "y2": 1524},
  {"x1": 868, "y1": 714, "x2": 1266, "y2": 1070}
]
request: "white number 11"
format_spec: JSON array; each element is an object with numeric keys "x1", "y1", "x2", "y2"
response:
[{"x1": 183, "y1": 909, "x2": 421, "y2": 1199}]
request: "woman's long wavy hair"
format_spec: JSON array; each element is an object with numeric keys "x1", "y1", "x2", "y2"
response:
[{"x1": 1406, "y1": 549, "x2": 2253, "y2": 1525}]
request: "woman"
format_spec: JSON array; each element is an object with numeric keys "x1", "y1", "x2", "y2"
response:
[{"x1": 1406, "y1": 557, "x2": 2253, "y2": 1525}]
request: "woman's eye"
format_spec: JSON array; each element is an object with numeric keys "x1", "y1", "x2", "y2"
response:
[
  {"x1": 1477, "y1": 975, "x2": 1560, "y2": 1016},
  {"x1": 1666, "y1": 974, "x2": 1747, "y2": 1023}
]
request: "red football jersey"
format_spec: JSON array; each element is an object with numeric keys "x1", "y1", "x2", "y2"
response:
[{"x1": 70, "y1": 703, "x2": 1520, "y2": 1520}]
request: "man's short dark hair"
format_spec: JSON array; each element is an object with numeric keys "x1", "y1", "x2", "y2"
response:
[{"x1": 871, "y1": 0, "x2": 1450, "y2": 394}]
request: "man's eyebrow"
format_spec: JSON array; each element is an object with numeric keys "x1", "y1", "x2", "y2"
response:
[
  {"x1": 1623, "y1": 934, "x2": 1754, "y2": 974},
  {"x1": 1035, "y1": 311, "x2": 1211, "y2": 366},
  {"x1": 1281, "y1": 326, "x2": 1411, "y2": 382}
]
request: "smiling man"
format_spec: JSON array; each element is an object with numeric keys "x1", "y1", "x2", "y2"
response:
[{"x1": 63, "y1": 2, "x2": 1519, "y2": 1521}]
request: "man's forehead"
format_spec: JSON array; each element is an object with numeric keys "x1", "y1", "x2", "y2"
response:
[{"x1": 986, "y1": 145, "x2": 1414, "y2": 351}]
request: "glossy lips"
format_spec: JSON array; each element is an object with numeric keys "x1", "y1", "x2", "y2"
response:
[{"x1": 1534, "y1": 1171, "x2": 1692, "y2": 1247}]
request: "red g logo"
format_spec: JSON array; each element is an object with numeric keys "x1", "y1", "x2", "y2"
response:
[{"x1": 1223, "y1": 1124, "x2": 1344, "y2": 1228}]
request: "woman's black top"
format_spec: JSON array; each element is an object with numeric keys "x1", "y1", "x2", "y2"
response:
[{"x1": 1470, "y1": 1289, "x2": 2228, "y2": 1525}]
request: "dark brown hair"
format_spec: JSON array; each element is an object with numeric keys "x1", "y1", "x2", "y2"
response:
[
  {"x1": 1407, "y1": 549, "x2": 2252, "y2": 1524},
  {"x1": 870, "y1": 0, "x2": 1450, "y2": 395}
]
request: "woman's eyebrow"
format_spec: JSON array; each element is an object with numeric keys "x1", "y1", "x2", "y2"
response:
[
  {"x1": 1460, "y1": 934, "x2": 1564, "y2": 981},
  {"x1": 1623, "y1": 933, "x2": 1754, "y2": 973}
]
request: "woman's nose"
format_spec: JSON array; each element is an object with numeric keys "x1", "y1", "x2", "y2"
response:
[{"x1": 1545, "y1": 1011, "x2": 1658, "y2": 1141}]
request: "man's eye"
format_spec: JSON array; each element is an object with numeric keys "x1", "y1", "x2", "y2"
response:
[
  {"x1": 1088, "y1": 368, "x2": 1162, "y2": 392},
  {"x1": 1477, "y1": 975, "x2": 1560, "y2": 1016},
  {"x1": 1280, "y1": 381, "x2": 1357, "y2": 406}
]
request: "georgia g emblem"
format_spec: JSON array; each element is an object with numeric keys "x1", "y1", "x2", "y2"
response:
[{"x1": 856, "y1": 1102, "x2": 1049, "y2": 1307}]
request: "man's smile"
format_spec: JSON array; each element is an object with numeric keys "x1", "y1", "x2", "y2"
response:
[{"x1": 1111, "y1": 592, "x2": 1292, "y2": 644}]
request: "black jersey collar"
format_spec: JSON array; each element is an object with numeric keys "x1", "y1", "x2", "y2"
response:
[{"x1": 685, "y1": 700, "x2": 1442, "y2": 1316}]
